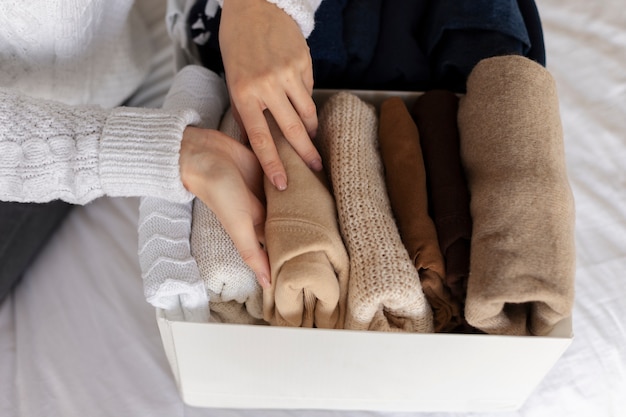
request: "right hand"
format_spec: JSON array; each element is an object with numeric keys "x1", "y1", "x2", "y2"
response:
[
  {"x1": 178, "y1": 126, "x2": 270, "y2": 289},
  {"x1": 219, "y1": 0, "x2": 321, "y2": 191}
]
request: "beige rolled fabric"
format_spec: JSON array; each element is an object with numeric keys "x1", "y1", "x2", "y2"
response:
[
  {"x1": 263, "y1": 114, "x2": 350, "y2": 329},
  {"x1": 458, "y1": 55, "x2": 576, "y2": 336},
  {"x1": 190, "y1": 109, "x2": 264, "y2": 323},
  {"x1": 316, "y1": 91, "x2": 434, "y2": 333}
]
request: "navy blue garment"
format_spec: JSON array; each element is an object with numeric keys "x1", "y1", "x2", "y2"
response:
[
  {"x1": 187, "y1": 0, "x2": 224, "y2": 77},
  {"x1": 517, "y1": 0, "x2": 546, "y2": 66},
  {"x1": 0, "y1": 200, "x2": 73, "y2": 301},
  {"x1": 307, "y1": 0, "x2": 349, "y2": 88},
  {"x1": 360, "y1": 0, "x2": 430, "y2": 91},
  {"x1": 421, "y1": 0, "x2": 531, "y2": 93},
  {"x1": 342, "y1": 0, "x2": 383, "y2": 83}
]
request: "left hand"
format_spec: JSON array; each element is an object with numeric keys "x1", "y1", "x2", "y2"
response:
[{"x1": 219, "y1": 0, "x2": 322, "y2": 191}]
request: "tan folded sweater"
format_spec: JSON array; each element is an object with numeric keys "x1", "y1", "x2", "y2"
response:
[
  {"x1": 263, "y1": 114, "x2": 350, "y2": 329},
  {"x1": 316, "y1": 91, "x2": 433, "y2": 333},
  {"x1": 458, "y1": 55, "x2": 576, "y2": 336}
]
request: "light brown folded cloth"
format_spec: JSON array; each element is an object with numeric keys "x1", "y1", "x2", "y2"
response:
[
  {"x1": 458, "y1": 55, "x2": 576, "y2": 336},
  {"x1": 263, "y1": 114, "x2": 350, "y2": 329},
  {"x1": 378, "y1": 97, "x2": 461, "y2": 333},
  {"x1": 190, "y1": 109, "x2": 264, "y2": 324},
  {"x1": 316, "y1": 91, "x2": 434, "y2": 333},
  {"x1": 210, "y1": 301, "x2": 268, "y2": 325}
]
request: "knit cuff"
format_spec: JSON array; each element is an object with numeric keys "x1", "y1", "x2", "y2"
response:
[
  {"x1": 216, "y1": 0, "x2": 321, "y2": 38},
  {"x1": 100, "y1": 107, "x2": 201, "y2": 203}
]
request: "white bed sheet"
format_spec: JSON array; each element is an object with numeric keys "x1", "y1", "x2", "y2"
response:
[{"x1": 1, "y1": 0, "x2": 625, "y2": 416}]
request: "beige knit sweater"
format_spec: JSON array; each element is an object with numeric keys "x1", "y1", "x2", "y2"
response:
[{"x1": 316, "y1": 92, "x2": 434, "y2": 333}]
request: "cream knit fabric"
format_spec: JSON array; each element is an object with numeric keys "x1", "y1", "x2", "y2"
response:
[
  {"x1": 316, "y1": 92, "x2": 434, "y2": 333},
  {"x1": 263, "y1": 114, "x2": 349, "y2": 329},
  {"x1": 0, "y1": 0, "x2": 153, "y2": 108},
  {"x1": 190, "y1": 108, "x2": 264, "y2": 323},
  {"x1": 458, "y1": 55, "x2": 576, "y2": 336}
]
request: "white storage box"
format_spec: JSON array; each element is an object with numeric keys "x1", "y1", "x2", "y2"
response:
[
  {"x1": 157, "y1": 311, "x2": 572, "y2": 412},
  {"x1": 155, "y1": 90, "x2": 574, "y2": 412}
]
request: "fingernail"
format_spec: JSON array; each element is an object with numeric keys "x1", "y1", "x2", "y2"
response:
[
  {"x1": 273, "y1": 174, "x2": 287, "y2": 191},
  {"x1": 259, "y1": 273, "x2": 271, "y2": 288},
  {"x1": 309, "y1": 158, "x2": 323, "y2": 171}
]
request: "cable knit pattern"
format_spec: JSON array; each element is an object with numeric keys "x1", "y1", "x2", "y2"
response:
[
  {"x1": 137, "y1": 65, "x2": 230, "y2": 322},
  {"x1": 0, "y1": 88, "x2": 199, "y2": 204},
  {"x1": 0, "y1": 90, "x2": 107, "y2": 204},
  {"x1": 190, "y1": 108, "x2": 264, "y2": 323},
  {"x1": 316, "y1": 92, "x2": 433, "y2": 333}
]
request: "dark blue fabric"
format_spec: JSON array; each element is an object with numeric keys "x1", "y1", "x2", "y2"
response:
[
  {"x1": 0, "y1": 200, "x2": 73, "y2": 301},
  {"x1": 421, "y1": 0, "x2": 531, "y2": 92},
  {"x1": 359, "y1": 0, "x2": 430, "y2": 91},
  {"x1": 517, "y1": 0, "x2": 546, "y2": 66},
  {"x1": 342, "y1": 0, "x2": 383, "y2": 82},
  {"x1": 187, "y1": 0, "x2": 224, "y2": 77},
  {"x1": 307, "y1": 0, "x2": 349, "y2": 88}
]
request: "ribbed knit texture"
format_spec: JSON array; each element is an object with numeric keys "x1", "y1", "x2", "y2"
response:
[
  {"x1": 263, "y1": 114, "x2": 349, "y2": 329},
  {"x1": 138, "y1": 65, "x2": 230, "y2": 322},
  {"x1": 378, "y1": 97, "x2": 461, "y2": 333},
  {"x1": 458, "y1": 55, "x2": 576, "y2": 336},
  {"x1": 190, "y1": 108, "x2": 264, "y2": 323},
  {"x1": 100, "y1": 106, "x2": 199, "y2": 203},
  {"x1": 316, "y1": 92, "x2": 433, "y2": 333}
]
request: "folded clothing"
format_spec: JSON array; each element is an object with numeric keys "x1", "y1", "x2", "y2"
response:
[
  {"x1": 263, "y1": 114, "x2": 349, "y2": 329},
  {"x1": 316, "y1": 91, "x2": 433, "y2": 333},
  {"x1": 378, "y1": 97, "x2": 460, "y2": 332},
  {"x1": 458, "y1": 55, "x2": 576, "y2": 336},
  {"x1": 412, "y1": 90, "x2": 475, "y2": 332},
  {"x1": 138, "y1": 65, "x2": 229, "y2": 322},
  {"x1": 190, "y1": 108, "x2": 264, "y2": 323}
]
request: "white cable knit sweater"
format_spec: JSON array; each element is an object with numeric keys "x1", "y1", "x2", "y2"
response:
[{"x1": 0, "y1": 0, "x2": 319, "y2": 205}]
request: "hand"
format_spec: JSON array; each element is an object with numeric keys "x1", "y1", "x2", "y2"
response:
[
  {"x1": 179, "y1": 126, "x2": 271, "y2": 289},
  {"x1": 219, "y1": 0, "x2": 322, "y2": 191}
]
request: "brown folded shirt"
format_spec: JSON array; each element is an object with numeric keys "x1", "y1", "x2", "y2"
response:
[
  {"x1": 458, "y1": 55, "x2": 576, "y2": 336},
  {"x1": 263, "y1": 114, "x2": 349, "y2": 329},
  {"x1": 412, "y1": 90, "x2": 475, "y2": 332},
  {"x1": 316, "y1": 91, "x2": 433, "y2": 333},
  {"x1": 378, "y1": 97, "x2": 461, "y2": 333}
]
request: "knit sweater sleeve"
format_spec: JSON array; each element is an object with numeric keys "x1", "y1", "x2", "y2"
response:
[
  {"x1": 216, "y1": 0, "x2": 323, "y2": 38},
  {"x1": 0, "y1": 88, "x2": 201, "y2": 205}
]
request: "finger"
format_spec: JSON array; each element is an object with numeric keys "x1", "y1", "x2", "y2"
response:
[
  {"x1": 286, "y1": 82, "x2": 318, "y2": 140},
  {"x1": 229, "y1": 99, "x2": 248, "y2": 143},
  {"x1": 228, "y1": 138, "x2": 265, "y2": 203},
  {"x1": 301, "y1": 59, "x2": 315, "y2": 95},
  {"x1": 236, "y1": 99, "x2": 288, "y2": 191},
  {"x1": 206, "y1": 177, "x2": 271, "y2": 289},
  {"x1": 266, "y1": 93, "x2": 322, "y2": 172},
  {"x1": 248, "y1": 188, "x2": 266, "y2": 246}
]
